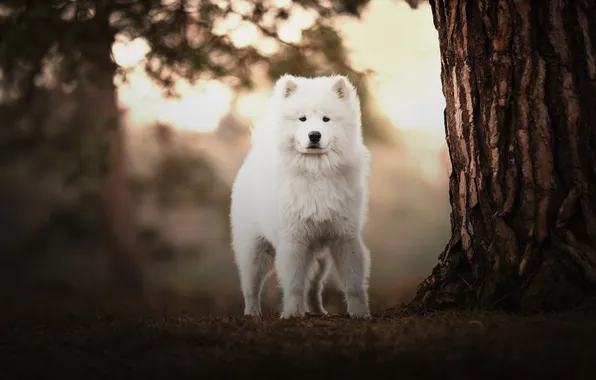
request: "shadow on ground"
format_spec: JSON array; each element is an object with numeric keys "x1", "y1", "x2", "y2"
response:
[{"x1": 1, "y1": 295, "x2": 595, "y2": 379}]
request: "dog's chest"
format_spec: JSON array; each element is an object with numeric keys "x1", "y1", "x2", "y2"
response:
[{"x1": 280, "y1": 174, "x2": 355, "y2": 224}]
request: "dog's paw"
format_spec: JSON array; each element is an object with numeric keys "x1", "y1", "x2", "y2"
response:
[
  {"x1": 306, "y1": 306, "x2": 328, "y2": 316},
  {"x1": 348, "y1": 307, "x2": 371, "y2": 319},
  {"x1": 280, "y1": 309, "x2": 306, "y2": 319},
  {"x1": 243, "y1": 308, "x2": 262, "y2": 318}
]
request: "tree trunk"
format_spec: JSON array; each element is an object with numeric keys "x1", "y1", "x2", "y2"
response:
[
  {"x1": 97, "y1": 73, "x2": 144, "y2": 295},
  {"x1": 79, "y1": 3, "x2": 144, "y2": 295},
  {"x1": 409, "y1": 0, "x2": 596, "y2": 312}
]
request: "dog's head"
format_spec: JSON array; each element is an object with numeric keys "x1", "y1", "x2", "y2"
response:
[{"x1": 269, "y1": 75, "x2": 363, "y2": 162}]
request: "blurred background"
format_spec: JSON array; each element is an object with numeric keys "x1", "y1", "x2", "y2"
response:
[{"x1": 0, "y1": 0, "x2": 450, "y2": 315}]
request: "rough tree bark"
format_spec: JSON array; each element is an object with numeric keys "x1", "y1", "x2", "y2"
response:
[{"x1": 409, "y1": 0, "x2": 596, "y2": 312}]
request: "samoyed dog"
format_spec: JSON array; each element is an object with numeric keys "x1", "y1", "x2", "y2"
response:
[{"x1": 230, "y1": 74, "x2": 371, "y2": 319}]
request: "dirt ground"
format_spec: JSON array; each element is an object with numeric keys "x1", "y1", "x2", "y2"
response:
[{"x1": 1, "y1": 295, "x2": 596, "y2": 380}]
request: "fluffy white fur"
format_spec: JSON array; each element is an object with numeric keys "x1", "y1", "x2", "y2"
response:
[{"x1": 230, "y1": 74, "x2": 371, "y2": 319}]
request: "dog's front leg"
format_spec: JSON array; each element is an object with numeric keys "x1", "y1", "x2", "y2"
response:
[
  {"x1": 275, "y1": 239, "x2": 310, "y2": 319},
  {"x1": 330, "y1": 236, "x2": 371, "y2": 318}
]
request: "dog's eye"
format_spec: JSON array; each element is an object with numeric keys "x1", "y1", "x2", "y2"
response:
[
  {"x1": 322, "y1": 116, "x2": 330, "y2": 122},
  {"x1": 299, "y1": 116, "x2": 307, "y2": 122}
]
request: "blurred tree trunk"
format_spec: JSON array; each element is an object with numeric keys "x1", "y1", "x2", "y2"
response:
[
  {"x1": 79, "y1": 3, "x2": 144, "y2": 294},
  {"x1": 410, "y1": 0, "x2": 596, "y2": 312}
]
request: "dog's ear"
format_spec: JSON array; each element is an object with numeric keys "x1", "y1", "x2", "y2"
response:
[
  {"x1": 332, "y1": 76, "x2": 350, "y2": 99},
  {"x1": 283, "y1": 79, "x2": 297, "y2": 98},
  {"x1": 275, "y1": 74, "x2": 298, "y2": 99}
]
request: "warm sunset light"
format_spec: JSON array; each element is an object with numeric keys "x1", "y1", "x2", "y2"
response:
[
  {"x1": 236, "y1": 91, "x2": 269, "y2": 121},
  {"x1": 338, "y1": 1, "x2": 445, "y2": 137},
  {"x1": 113, "y1": 1, "x2": 446, "y2": 143}
]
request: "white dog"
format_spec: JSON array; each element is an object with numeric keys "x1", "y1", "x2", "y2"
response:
[{"x1": 230, "y1": 74, "x2": 371, "y2": 319}]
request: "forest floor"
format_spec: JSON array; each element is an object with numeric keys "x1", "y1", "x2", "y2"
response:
[{"x1": 1, "y1": 294, "x2": 596, "y2": 380}]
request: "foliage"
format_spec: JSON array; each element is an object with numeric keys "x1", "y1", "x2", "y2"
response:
[
  {"x1": 0, "y1": 0, "x2": 373, "y2": 99},
  {"x1": 0, "y1": 0, "x2": 423, "y2": 147}
]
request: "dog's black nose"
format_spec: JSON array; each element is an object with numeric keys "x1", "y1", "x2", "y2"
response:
[{"x1": 308, "y1": 131, "x2": 321, "y2": 143}]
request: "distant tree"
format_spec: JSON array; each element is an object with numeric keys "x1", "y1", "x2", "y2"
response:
[{"x1": 409, "y1": 0, "x2": 596, "y2": 312}]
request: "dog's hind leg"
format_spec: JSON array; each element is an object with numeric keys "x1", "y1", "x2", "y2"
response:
[
  {"x1": 329, "y1": 236, "x2": 371, "y2": 318},
  {"x1": 234, "y1": 236, "x2": 275, "y2": 316},
  {"x1": 306, "y1": 252, "x2": 331, "y2": 315}
]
